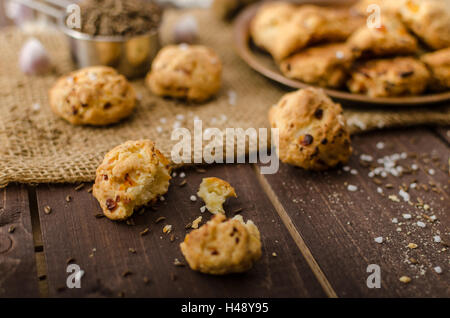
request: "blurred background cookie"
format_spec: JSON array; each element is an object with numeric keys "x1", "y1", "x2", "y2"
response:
[
  {"x1": 49, "y1": 66, "x2": 136, "y2": 126},
  {"x1": 399, "y1": 0, "x2": 450, "y2": 50},
  {"x1": 421, "y1": 48, "x2": 450, "y2": 91},
  {"x1": 269, "y1": 87, "x2": 352, "y2": 171},
  {"x1": 347, "y1": 16, "x2": 418, "y2": 58},
  {"x1": 146, "y1": 44, "x2": 222, "y2": 102},
  {"x1": 279, "y1": 43, "x2": 354, "y2": 88},
  {"x1": 347, "y1": 57, "x2": 430, "y2": 97}
]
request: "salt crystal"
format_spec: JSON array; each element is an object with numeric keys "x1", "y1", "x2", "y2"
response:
[
  {"x1": 200, "y1": 205, "x2": 206, "y2": 213},
  {"x1": 402, "y1": 213, "x2": 412, "y2": 219},
  {"x1": 377, "y1": 187, "x2": 383, "y2": 194},
  {"x1": 347, "y1": 184, "x2": 358, "y2": 192},
  {"x1": 227, "y1": 90, "x2": 237, "y2": 106},
  {"x1": 410, "y1": 183, "x2": 417, "y2": 189},
  {"x1": 428, "y1": 169, "x2": 435, "y2": 175},
  {"x1": 360, "y1": 154, "x2": 373, "y2": 162},
  {"x1": 350, "y1": 169, "x2": 358, "y2": 175},
  {"x1": 343, "y1": 166, "x2": 350, "y2": 172},
  {"x1": 159, "y1": 196, "x2": 165, "y2": 201},
  {"x1": 400, "y1": 152, "x2": 407, "y2": 159},
  {"x1": 376, "y1": 142, "x2": 385, "y2": 149},
  {"x1": 398, "y1": 189, "x2": 410, "y2": 202},
  {"x1": 392, "y1": 218, "x2": 398, "y2": 224},
  {"x1": 416, "y1": 221, "x2": 426, "y2": 228},
  {"x1": 172, "y1": 172, "x2": 177, "y2": 177},
  {"x1": 368, "y1": 171, "x2": 375, "y2": 178},
  {"x1": 374, "y1": 237, "x2": 383, "y2": 244},
  {"x1": 434, "y1": 266, "x2": 442, "y2": 274},
  {"x1": 190, "y1": 195, "x2": 197, "y2": 202},
  {"x1": 433, "y1": 235, "x2": 441, "y2": 243},
  {"x1": 335, "y1": 50, "x2": 344, "y2": 59},
  {"x1": 411, "y1": 164, "x2": 418, "y2": 171},
  {"x1": 179, "y1": 172, "x2": 186, "y2": 178}
]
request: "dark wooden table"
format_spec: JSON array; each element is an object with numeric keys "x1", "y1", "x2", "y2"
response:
[{"x1": 0, "y1": 5, "x2": 449, "y2": 299}]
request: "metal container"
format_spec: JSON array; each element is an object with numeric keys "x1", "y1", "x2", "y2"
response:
[
  {"x1": 12, "y1": 0, "x2": 160, "y2": 78},
  {"x1": 61, "y1": 23, "x2": 160, "y2": 79}
]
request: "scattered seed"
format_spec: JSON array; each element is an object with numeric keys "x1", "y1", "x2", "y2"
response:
[
  {"x1": 44, "y1": 205, "x2": 52, "y2": 214},
  {"x1": 8, "y1": 225, "x2": 15, "y2": 233},
  {"x1": 185, "y1": 222, "x2": 193, "y2": 229},
  {"x1": 128, "y1": 248, "x2": 136, "y2": 254},
  {"x1": 122, "y1": 270, "x2": 132, "y2": 277},
  {"x1": 407, "y1": 243, "x2": 418, "y2": 249},
  {"x1": 233, "y1": 208, "x2": 243, "y2": 215},
  {"x1": 409, "y1": 257, "x2": 418, "y2": 264},
  {"x1": 155, "y1": 216, "x2": 166, "y2": 224},
  {"x1": 173, "y1": 258, "x2": 185, "y2": 267},
  {"x1": 65, "y1": 195, "x2": 72, "y2": 202},
  {"x1": 399, "y1": 276, "x2": 411, "y2": 283},
  {"x1": 74, "y1": 184, "x2": 84, "y2": 191},
  {"x1": 87, "y1": 187, "x2": 93, "y2": 193},
  {"x1": 140, "y1": 228, "x2": 150, "y2": 236},
  {"x1": 163, "y1": 225, "x2": 172, "y2": 234}
]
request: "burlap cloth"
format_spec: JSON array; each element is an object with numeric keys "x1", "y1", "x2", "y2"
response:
[{"x1": 0, "y1": 9, "x2": 449, "y2": 187}]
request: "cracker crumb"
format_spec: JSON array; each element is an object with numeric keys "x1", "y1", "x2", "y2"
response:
[
  {"x1": 407, "y1": 243, "x2": 418, "y2": 249},
  {"x1": 191, "y1": 216, "x2": 202, "y2": 229}
]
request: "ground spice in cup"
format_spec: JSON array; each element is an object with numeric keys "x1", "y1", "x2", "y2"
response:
[{"x1": 78, "y1": 0, "x2": 162, "y2": 37}]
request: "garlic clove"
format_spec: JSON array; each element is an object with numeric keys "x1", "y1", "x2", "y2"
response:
[{"x1": 19, "y1": 38, "x2": 52, "y2": 75}]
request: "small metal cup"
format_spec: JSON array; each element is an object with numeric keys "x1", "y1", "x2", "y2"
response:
[{"x1": 61, "y1": 22, "x2": 160, "y2": 79}]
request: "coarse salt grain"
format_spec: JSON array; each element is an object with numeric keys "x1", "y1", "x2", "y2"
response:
[
  {"x1": 433, "y1": 235, "x2": 441, "y2": 243},
  {"x1": 347, "y1": 184, "x2": 358, "y2": 192},
  {"x1": 376, "y1": 142, "x2": 385, "y2": 149},
  {"x1": 159, "y1": 196, "x2": 165, "y2": 201},
  {"x1": 403, "y1": 213, "x2": 412, "y2": 219},
  {"x1": 343, "y1": 166, "x2": 350, "y2": 172},
  {"x1": 179, "y1": 172, "x2": 186, "y2": 178},
  {"x1": 411, "y1": 164, "x2": 418, "y2": 171},
  {"x1": 377, "y1": 187, "x2": 383, "y2": 194},
  {"x1": 368, "y1": 171, "x2": 375, "y2": 178},
  {"x1": 398, "y1": 189, "x2": 410, "y2": 202},
  {"x1": 350, "y1": 169, "x2": 358, "y2": 175},
  {"x1": 200, "y1": 205, "x2": 206, "y2": 213},
  {"x1": 434, "y1": 266, "x2": 442, "y2": 274},
  {"x1": 392, "y1": 218, "x2": 398, "y2": 224},
  {"x1": 227, "y1": 90, "x2": 237, "y2": 106},
  {"x1": 428, "y1": 169, "x2": 435, "y2": 175},
  {"x1": 416, "y1": 221, "x2": 426, "y2": 228},
  {"x1": 374, "y1": 237, "x2": 383, "y2": 244},
  {"x1": 190, "y1": 195, "x2": 197, "y2": 202},
  {"x1": 410, "y1": 183, "x2": 417, "y2": 189},
  {"x1": 360, "y1": 154, "x2": 373, "y2": 162}
]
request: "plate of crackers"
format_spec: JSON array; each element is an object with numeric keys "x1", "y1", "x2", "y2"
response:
[{"x1": 234, "y1": 0, "x2": 450, "y2": 106}]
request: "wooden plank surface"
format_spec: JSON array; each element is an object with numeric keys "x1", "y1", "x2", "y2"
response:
[
  {"x1": 258, "y1": 128, "x2": 449, "y2": 297},
  {"x1": 0, "y1": 185, "x2": 39, "y2": 297},
  {"x1": 35, "y1": 165, "x2": 325, "y2": 298},
  {"x1": 435, "y1": 127, "x2": 450, "y2": 145}
]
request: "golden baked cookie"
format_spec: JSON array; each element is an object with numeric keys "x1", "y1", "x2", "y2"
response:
[
  {"x1": 400, "y1": 0, "x2": 450, "y2": 50},
  {"x1": 49, "y1": 66, "x2": 136, "y2": 126},
  {"x1": 421, "y1": 48, "x2": 450, "y2": 91},
  {"x1": 268, "y1": 87, "x2": 352, "y2": 171},
  {"x1": 180, "y1": 214, "x2": 262, "y2": 275},
  {"x1": 347, "y1": 16, "x2": 418, "y2": 58},
  {"x1": 93, "y1": 140, "x2": 171, "y2": 221},
  {"x1": 251, "y1": 4, "x2": 363, "y2": 61},
  {"x1": 347, "y1": 57, "x2": 430, "y2": 97},
  {"x1": 279, "y1": 43, "x2": 354, "y2": 88},
  {"x1": 197, "y1": 177, "x2": 237, "y2": 214},
  {"x1": 146, "y1": 44, "x2": 222, "y2": 102}
]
